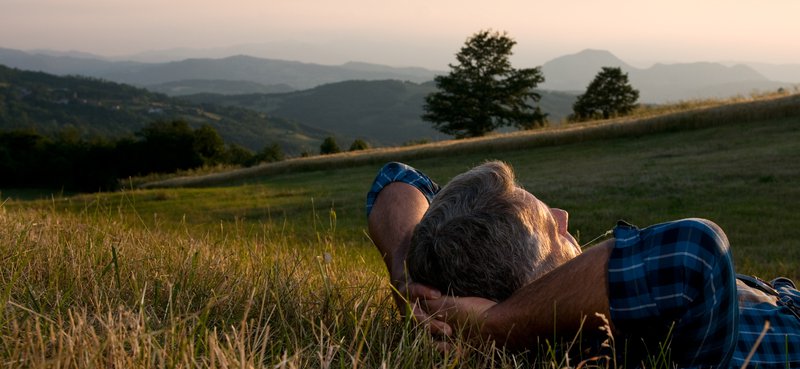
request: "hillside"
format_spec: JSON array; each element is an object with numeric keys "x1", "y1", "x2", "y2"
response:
[
  {"x1": 182, "y1": 80, "x2": 578, "y2": 146},
  {"x1": 145, "y1": 92, "x2": 800, "y2": 189},
  {"x1": 748, "y1": 62, "x2": 800, "y2": 83},
  {"x1": 0, "y1": 65, "x2": 328, "y2": 153},
  {"x1": 183, "y1": 80, "x2": 444, "y2": 146},
  {"x1": 147, "y1": 79, "x2": 296, "y2": 96}
]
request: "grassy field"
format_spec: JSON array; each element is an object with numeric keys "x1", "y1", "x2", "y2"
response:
[{"x1": 2, "y1": 94, "x2": 800, "y2": 367}]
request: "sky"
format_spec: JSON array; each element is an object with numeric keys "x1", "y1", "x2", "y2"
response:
[{"x1": 2, "y1": 0, "x2": 799, "y2": 69}]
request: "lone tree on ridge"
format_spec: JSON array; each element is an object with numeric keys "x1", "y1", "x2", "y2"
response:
[
  {"x1": 571, "y1": 66, "x2": 640, "y2": 121},
  {"x1": 319, "y1": 136, "x2": 341, "y2": 155},
  {"x1": 422, "y1": 30, "x2": 547, "y2": 138}
]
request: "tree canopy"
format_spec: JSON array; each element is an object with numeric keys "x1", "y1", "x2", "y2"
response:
[
  {"x1": 0, "y1": 120, "x2": 289, "y2": 192},
  {"x1": 571, "y1": 67, "x2": 640, "y2": 121},
  {"x1": 319, "y1": 136, "x2": 341, "y2": 155},
  {"x1": 348, "y1": 138, "x2": 369, "y2": 151},
  {"x1": 422, "y1": 30, "x2": 546, "y2": 138}
]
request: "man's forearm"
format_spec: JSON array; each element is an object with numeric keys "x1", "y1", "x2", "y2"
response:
[
  {"x1": 483, "y1": 240, "x2": 616, "y2": 349},
  {"x1": 367, "y1": 182, "x2": 429, "y2": 284}
]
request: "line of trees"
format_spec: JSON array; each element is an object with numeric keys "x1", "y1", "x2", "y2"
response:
[
  {"x1": 0, "y1": 120, "x2": 284, "y2": 192},
  {"x1": 318, "y1": 136, "x2": 370, "y2": 155}
]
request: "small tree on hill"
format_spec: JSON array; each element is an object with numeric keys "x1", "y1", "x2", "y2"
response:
[
  {"x1": 254, "y1": 143, "x2": 284, "y2": 164},
  {"x1": 193, "y1": 124, "x2": 226, "y2": 165},
  {"x1": 319, "y1": 136, "x2": 341, "y2": 155},
  {"x1": 571, "y1": 67, "x2": 639, "y2": 121},
  {"x1": 423, "y1": 30, "x2": 546, "y2": 138},
  {"x1": 225, "y1": 144, "x2": 255, "y2": 166},
  {"x1": 137, "y1": 120, "x2": 202, "y2": 173},
  {"x1": 349, "y1": 139, "x2": 369, "y2": 151}
]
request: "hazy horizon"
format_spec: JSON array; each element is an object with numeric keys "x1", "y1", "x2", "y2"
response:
[{"x1": 2, "y1": 0, "x2": 798, "y2": 69}]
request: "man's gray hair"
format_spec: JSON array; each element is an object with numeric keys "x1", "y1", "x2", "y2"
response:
[{"x1": 407, "y1": 161, "x2": 560, "y2": 301}]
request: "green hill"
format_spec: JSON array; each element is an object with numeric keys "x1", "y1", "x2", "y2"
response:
[
  {"x1": 182, "y1": 80, "x2": 577, "y2": 146},
  {"x1": 183, "y1": 80, "x2": 447, "y2": 146},
  {"x1": 0, "y1": 64, "x2": 328, "y2": 153},
  {"x1": 142, "y1": 92, "x2": 800, "y2": 191},
  {"x1": 147, "y1": 79, "x2": 296, "y2": 96}
]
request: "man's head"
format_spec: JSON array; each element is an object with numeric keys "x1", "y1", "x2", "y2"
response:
[{"x1": 407, "y1": 161, "x2": 580, "y2": 301}]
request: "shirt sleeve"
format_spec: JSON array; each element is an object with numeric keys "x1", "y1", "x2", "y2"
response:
[
  {"x1": 365, "y1": 162, "x2": 440, "y2": 217},
  {"x1": 607, "y1": 219, "x2": 738, "y2": 368}
]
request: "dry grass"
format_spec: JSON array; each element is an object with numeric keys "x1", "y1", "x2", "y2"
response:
[{"x1": 0, "y1": 205, "x2": 557, "y2": 368}]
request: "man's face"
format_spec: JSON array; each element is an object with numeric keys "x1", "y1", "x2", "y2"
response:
[{"x1": 516, "y1": 187, "x2": 581, "y2": 256}]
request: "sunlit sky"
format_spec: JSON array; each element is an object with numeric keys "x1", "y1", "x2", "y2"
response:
[{"x1": 2, "y1": 0, "x2": 798, "y2": 68}]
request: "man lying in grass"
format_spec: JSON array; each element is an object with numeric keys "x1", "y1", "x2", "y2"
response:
[{"x1": 366, "y1": 161, "x2": 800, "y2": 368}]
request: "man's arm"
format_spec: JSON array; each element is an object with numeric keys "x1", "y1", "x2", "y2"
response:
[
  {"x1": 368, "y1": 182, "x2": 428, "y2": 287},
  {"x1": 367, "y1": 182, "x2": 451, "y2": 336},
  {"x1": 424, "y1": 240, "x2": 615, "y2": 350}
]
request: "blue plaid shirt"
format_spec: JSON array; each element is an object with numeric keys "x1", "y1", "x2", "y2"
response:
[
  {"x1": 367, "y1": 163, "x2": 800, "y2": 368},
  {"x1": 609, "y1": 220, "x2": 800, "y2": 368},
  {"x1": 365, "y1": 162, "x2": 439, "y2": 217}
]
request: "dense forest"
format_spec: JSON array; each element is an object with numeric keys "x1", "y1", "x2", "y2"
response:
[{"x1": 0, "y1": 120, "x2": 284, "y2": 192}]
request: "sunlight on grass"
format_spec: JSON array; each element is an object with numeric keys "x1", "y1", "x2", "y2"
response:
[{"x1": 3, "y1": 202, "x2": 596, "y2": 368}]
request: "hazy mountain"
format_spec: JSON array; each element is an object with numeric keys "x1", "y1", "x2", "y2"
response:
[
  {"x1": 0, "y1": 48, "x2": 439, "y2": 90},
  {"x1": 0, "y1": 64, "x2": 328, "y2": 153},
  {"x1": 541, "y1": 49, "x2": 634, "y2": 91},
  {"x1": 0, "y1": 47, "x2": 144, "y2": 76},
  {"x1": 117, "y1": 42, "x2": 351, "y2": 64},
  {"x1": 148, "y1": 79, "x2": 295, "y2": 96},
  {"x1": 100, "y1": 55, "x2": 437, "y2": 89},
  {"x1": 3, "y1": 46, "x2": 796, "y2": 103},
  {"x1": 746, "y1": 62, "x2": 800, "y2": 83},
  {"x1": 28, "y1": 49, "x2": 110, "y2": 60},
  {"x1": 181, "y1": 80, "x2": 577, "y2": 146},
  {"x1": 118, "y1": 46, "x2": 229, "y2": 63},
  {"x1": 628, "y1": 62, "x2": 785, "y2": 102},
  {"x1": 540, "y1": 49, "x2": 793, "y2": 103},
  {"x1": 340, "y1": 61, "x2": 438, "y2": 77}
]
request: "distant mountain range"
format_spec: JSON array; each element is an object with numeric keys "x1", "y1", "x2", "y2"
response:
[
  {"x1": 1, "y1": 46, "x2": 799, "y2": 103},
  {"x1": 541, "y1": 49, "x2": 795, "y2": 102},
  {"x1": 0, "y1": 48, "x2": 438, "y2": 91},
  {"x1": 148, "y1": 79, "x2": 296, "y2": 96},
  {"x1": 1, "y1": 46, "x2": 799, "y2": 151}
]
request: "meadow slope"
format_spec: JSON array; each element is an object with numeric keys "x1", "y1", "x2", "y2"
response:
[{"x1": 2, "y1": 93, "x2": 799, "y2": 367}]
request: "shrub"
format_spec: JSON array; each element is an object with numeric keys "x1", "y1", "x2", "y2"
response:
[
  {"x1": 349, "y1": 139, "x2": 370, "y2": 151},
  {"x1": 320, "y1": 136, "x2": 341, "y2": 155}
]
